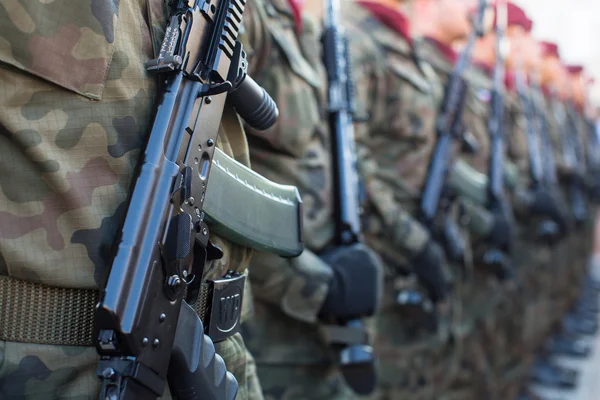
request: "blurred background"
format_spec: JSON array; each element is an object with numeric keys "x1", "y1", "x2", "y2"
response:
[{"x1": 517, "y1": 0, "x2": 600, "y2": 108}]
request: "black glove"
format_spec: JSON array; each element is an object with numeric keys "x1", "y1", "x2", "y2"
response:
[
  {"x1": 528, "y1": 188, "x2": 570, "y2": 235},
  {"x1": 410, "y1": 240, "x2": 454, "y2": 303},
  {"x1": 318, "y1": 243, "x2": 383, "y2": 322},
  {"x1": 485, "y1": 206, "x2": 513, "y2": 251}
]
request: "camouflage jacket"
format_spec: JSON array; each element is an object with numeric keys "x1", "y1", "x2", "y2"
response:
[
  {"x1": 0, "y1": 1, "x2": 260, "y2": 398},
  {"x1": 504, "y1": 80, "x2": 535, "y2": 216},
  {"x1": 533, "y1": 87, "x2": 572, "y2": 185},
  {"x1": 415, "y1": 37, "x2": 496, "y2": 239},
  {"x1": 463, "y1": 63, "x2": 493, "y2": 174},
  {"x1": 240, "y1": 0, "x2": 339, "y2": 365},
  {"x1": 343, "y1": 3, "x2": 440, "y2": 267}
]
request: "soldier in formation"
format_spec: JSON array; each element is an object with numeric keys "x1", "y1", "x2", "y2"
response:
[{"x1": 1, "y1": 0, "x2": 599, "y2": 400}]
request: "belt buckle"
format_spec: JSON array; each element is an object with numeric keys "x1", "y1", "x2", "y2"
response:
[{"x1": 205, "y1": 271, "x2": 246, "y2": 342}]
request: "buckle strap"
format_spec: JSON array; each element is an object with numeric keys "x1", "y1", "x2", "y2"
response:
[
  {"x1": 0, "y1": 274, "x2": 244, "y2": 346},
  {"x1": 0, "y1": 275, "x2": 98, "y2": 346}
]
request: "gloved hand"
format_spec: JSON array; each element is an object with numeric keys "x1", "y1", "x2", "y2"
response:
[
  {"x1": 485, "y1": 206, "x2": 513, "y2": 251},
  {"x1": 318, "y1": 243, "x2": 383, "y2": 322},
  {"x1": 528, "y1": 188, "x2": 571, "y2": 235},
  {"x1": 409, "y1": 240, "x2": 454, "y2": 303}
]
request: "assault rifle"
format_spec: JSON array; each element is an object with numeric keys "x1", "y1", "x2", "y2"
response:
[
  {"x1": 321, "y1": 0, "x2": 376, "y2": 393},
  {"x1": 584, "y1": 116, "x2": 600, "y2": 200},
  {"x1": 553, "y1": 97, "x2": 588, "y2": 226},
  {"x1": 482, "y1": 0, "x2": 514, "y2": 280},
  {"x1": 94, "y1": 1, "x2": 302, "y2": 399},
  {"x1": 515, "y1": 68, "x2": 563, "y2": 242},
  {"x1": 419, "y1": 0, "x2": 487, "y2": 266}
]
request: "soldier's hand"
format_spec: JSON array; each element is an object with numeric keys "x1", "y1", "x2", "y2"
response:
[
  {"x1": 318, "y1": 243, "x2": 383, "y2": 322},
  {"x1": 486, "y1": 207, "x2": 513, "y2": 251},
  {"x1": 410, "y1": 240, "x2": 454, "y2": 303},
  {"x1": 529, "y1": 188, "x2": 571, "y2": 235}
]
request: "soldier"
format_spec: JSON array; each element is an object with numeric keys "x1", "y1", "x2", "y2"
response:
[
  {"x1": 496, "y1": 4, "x2": 544, "y2": 397},
  {"x1": 240, "y1": 0, "x2": 383, "y2": 398},
  {"x1": 0, "y1": 1, "x2": 273, "y2": 399},
  {"x1": 342, "y1": 0, "x2": 493, "y2": 398},
  {"x1": 565, "y1": 65, "x2": 600, "y2": 204},
  {"x1": 564, "y1": 64, "x2": 600, "y2": 311},
  {"x1": 444, "y1": 4, "x2": 526, "y2": 396},
  {"x1": 501, "y1": 7, "x2": 575, "y2": 395},
  {"x1": 532, "y1": 42, "x2": 596, "y2": 375}
]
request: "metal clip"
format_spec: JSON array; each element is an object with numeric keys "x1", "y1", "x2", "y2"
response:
[{"x1": 204, "y1": 272, "x2": 246, "y2": 342}]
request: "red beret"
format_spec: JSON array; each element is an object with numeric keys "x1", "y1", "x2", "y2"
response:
[
  {"x1": 496, "y1": 2, "x2": 533, "y2": 32},
  {"x1": 539, "y1": 41, "x2": 560, "y2": 59},
  {"x1": 566, "y1": 65, "x2": 584, "y2": 75}
]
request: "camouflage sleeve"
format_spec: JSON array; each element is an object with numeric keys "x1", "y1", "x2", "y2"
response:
[
  {"x1": 349, "y1": 27, "x2": 431, "y2": 256},
  {"x1": 248, "y1": 250, "x2": 332, "y2": 324},
  {"x1": 506, "y1": 93, "x2": 531, "y2": 189},
  {"x1": 238, "y1": 0, "x2": 334, "y2": 323},
  {"x1": 239, "y1": 0, "x2": 271, "y2": 77},
  {"x1": 505, "y1": 95, "x2": 533, "y2": 216}
]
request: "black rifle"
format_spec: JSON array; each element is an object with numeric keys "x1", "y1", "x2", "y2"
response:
[
  {"x1": 584, "y1": 116, "x2": 600, "y2": 200},
  {"x1": 94, "y1": 1, "x2": 278, "y2": 399},
  {"x1": 515, "y1": 69, "x2": 562, "y2": 242},
  {"x1": 321, "y1": 0, "x2": 376, "y2": 393},
  {"x1": 419, "y1": 0, "x2": 487, "y2": 266},
  {"x1": 553, "y1": 97, "x2": 588, "y2": 225},
  {"x1": 482, "y1": 0, "x2": 514, "y2": 280}
]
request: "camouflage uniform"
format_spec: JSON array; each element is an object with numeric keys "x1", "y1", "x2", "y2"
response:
[
  {"x1": 343, "y1": 5, "x2": 475, "y2": 399},
  {"x1": 417, "y1": 38, "x2": 509, "y2": 398},
  {"x1": 494, "y1": 75, "x2": 554, "y2": 399},
  {"x1": 0, "y1": 1, "x2": 262, "y2": 398},
  {"x1": 240, "y1": 0, "x2": 358, "y2": 398},
  {"x1": 460, "y1": 61, "x2": 514, "y2": 397},
  {"x1": 541, "y1": 92, "x2": 584, "y2": 320}
]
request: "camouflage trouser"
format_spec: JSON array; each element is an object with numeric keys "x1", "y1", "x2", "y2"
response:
[
  {"x1": 491, "y1": 221, "x2": 570, "y2": 397},
  {"x1": 256, "y1": 364, "x2": 356, "y2": 400},
  {"x1": 0, "y1": 333, "x2": 262, "y2": 400},
  {"x1": 453, "y1": 269, "x2": 509, "y2": 399},
  {"x1": 367, "y1": 299, "x2": 463, "y2": 400}
]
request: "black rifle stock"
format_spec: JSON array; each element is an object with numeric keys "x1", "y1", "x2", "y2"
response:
[
  {"x1": 419, "y1": 0, "x2": 486, "y2": 266},
  {"x1": 482, "y1": 0, "x2": 514, "y2": 280},
  {"x1": 321, "y1": 0, "x2": 376, "y2": 393},
  {"x1": 94, "y1": 1, "x2": 278, "y2": 399}
]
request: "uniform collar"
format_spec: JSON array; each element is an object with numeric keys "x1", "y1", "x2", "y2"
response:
[
  {"x1": 424, "y1": 36, "x2": 457, "y2": 64},
  {"x1": 504, "y1": 70, "x2": 516, "y2": 92},
  {"x1": 473, "y1": 60, "x2": 494, "y2": 77},
  {"x1": 286, "y1": 0, "x2": 304, "y2": 34}
]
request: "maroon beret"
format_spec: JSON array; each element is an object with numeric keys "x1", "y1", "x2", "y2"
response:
[
  {"x1": 565, "y1": 65, "x2": 584, "y2": 75},
  {"x1": 496, "y1": 2, "x2": 533, "y2": 32},
  {"x1": 539, "y1": 41, "x2": 560, "y2": 59}
]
